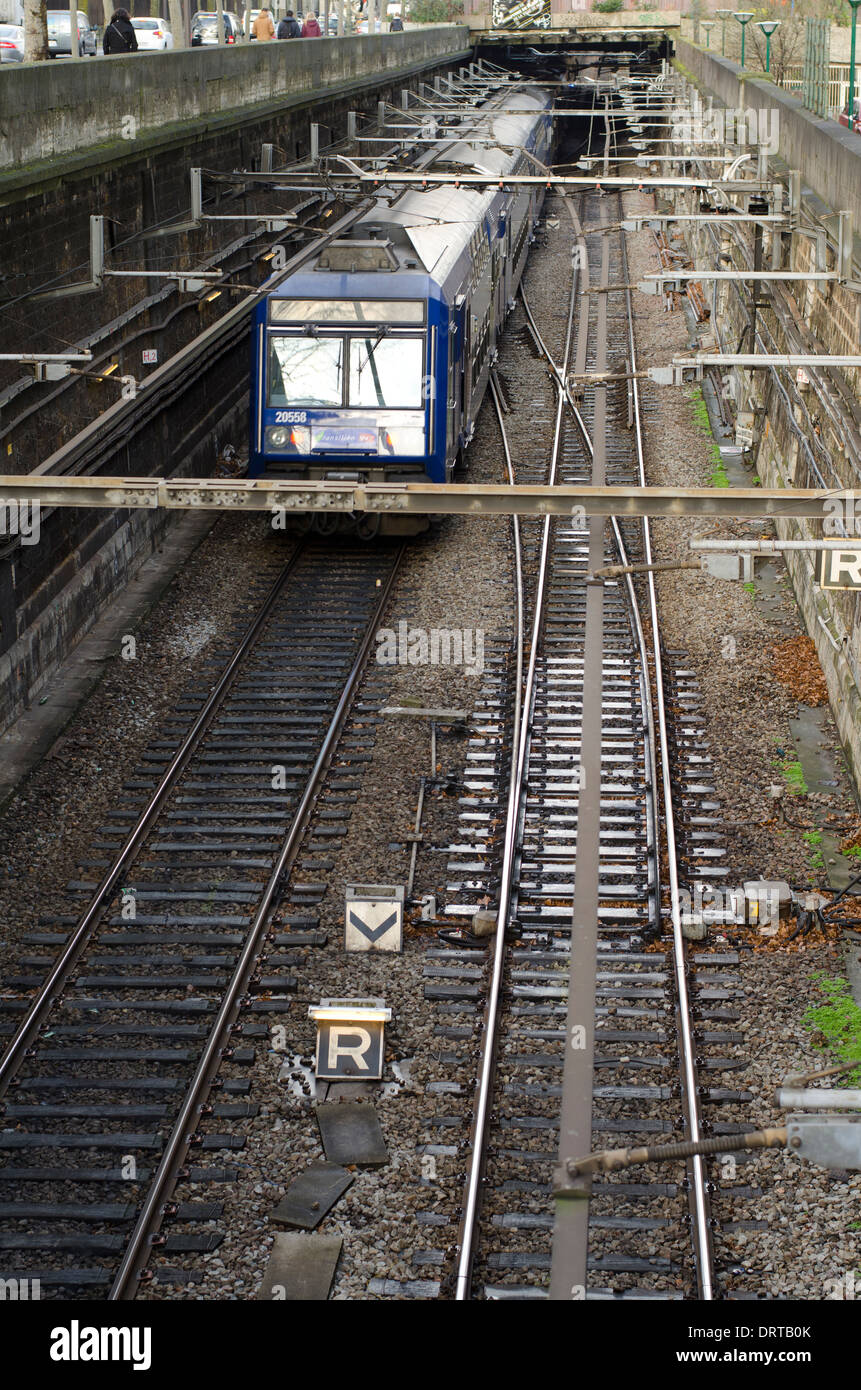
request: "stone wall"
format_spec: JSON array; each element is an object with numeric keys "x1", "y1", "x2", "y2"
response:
[
  {"x1": 671, "y1": 40, "x2": 861, "y2": 790},
  {"x1": 0, "y1": 33, "x2": 472, "y2": 731}
]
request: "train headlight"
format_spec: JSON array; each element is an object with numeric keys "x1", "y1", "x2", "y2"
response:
[
  {"x1": 379, "y1": 425, "x2": 425, "y2": 456},
  {"x1": 266, "y1": 425, "x2": 311, "y2": 453}
]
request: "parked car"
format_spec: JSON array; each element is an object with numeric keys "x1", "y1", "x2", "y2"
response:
[
  {"x1": 329, "y1": 12, "x2": 354, "y2": 31},
  {"x1": 46, "y1": 9, "x2": 98, "y2": 55},
  {"x1": 130, "y1": 16, "x2": 174, "y2": 49},
  {"x1": 838, "y1": 98, "x2": 860, "y2": 131},
  {"x1": 0, "y1": 22, "x2": 24, "y2": 59},
  {"x1": 191, "y1": 10, "x2": 243, "y2": 43},
  {"x1": 243, "y1": 7, "x2": 260, "y2": 33}
]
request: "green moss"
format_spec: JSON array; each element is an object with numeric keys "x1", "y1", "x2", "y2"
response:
[
  {"x1": 689, "y1": 385, "x2": 713, "y2": 435},
  {"x1": 804, "y1": 829, "x2": 825, "y2": 870},
  {"x1": 771, "y1": 750, "x2": 808, "y2": 795},
  {"x1": 689, "y1": 387, "x2": 727, "y2": 485},
  {"x1": 802, "y1": 974, "x2": 861, "y2": 1085}
]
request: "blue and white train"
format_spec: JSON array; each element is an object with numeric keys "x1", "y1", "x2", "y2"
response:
[{"x1": 248, "y1": 88, "x2": 552, "y2": 530}]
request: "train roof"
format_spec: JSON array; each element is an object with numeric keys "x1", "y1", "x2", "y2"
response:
[{"x1": 351, "y1": 89, "x2": 550, "y2": 289}]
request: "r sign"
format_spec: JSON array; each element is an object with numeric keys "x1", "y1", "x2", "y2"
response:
[
  {"x1": 308, "y1": 999, "x2": 392, "y2": 1082},
  {"x1": 819, "y1": 550, "x2": 861, "y2": 590}
]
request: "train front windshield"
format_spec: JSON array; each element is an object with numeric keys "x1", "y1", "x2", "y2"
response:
[
  {"x1": 267, "y1": 336, "x2": 424, "y2": 410},
  {"x1": 263, "y1": 298, "x2": 430, "y2": 459},
  {"x1": 268, "y1": 338, "x2": 344, "y2": 408}
]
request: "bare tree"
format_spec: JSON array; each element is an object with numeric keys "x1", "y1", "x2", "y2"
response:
[
  {"x1": 746, "y1": 12, "x2": 807, "y2": 85},
  {"x1": 742, "y1": 0, "x2": 858, "y2": 85},
  {"x1": 23, "y1": 0, "x2": 48, "y2": 59}
]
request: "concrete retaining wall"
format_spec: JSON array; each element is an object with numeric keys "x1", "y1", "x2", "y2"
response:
[
  {"x1": 0, "y1": 27, "x2": 471, "y2": 170},
  {"x1": 675, "y1": 38, "x2": 861, "y2": 241}
]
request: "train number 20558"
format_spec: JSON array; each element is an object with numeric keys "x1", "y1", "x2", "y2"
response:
[{"x1": 274, "y1": 410, "x2": 308, "y2": 424}]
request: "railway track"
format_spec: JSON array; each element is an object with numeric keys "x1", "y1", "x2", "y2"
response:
[
  {"x1": 430, "y1": 174, "x2": 751, "y2": 1299},
  {"x1": 0, "y1": 540, "x2": 402, "y2": 1299},
  {"x1": 0, "y1": 73, "x2": 770, "y2": 1305}
]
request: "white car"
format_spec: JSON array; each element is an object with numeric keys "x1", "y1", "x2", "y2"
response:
[
  {"x1": 131, "y1": 17, "x2": 174, "y2": 49},
  {"x1": 0, "y1": 22, "x2": 25, "y2": 60}
]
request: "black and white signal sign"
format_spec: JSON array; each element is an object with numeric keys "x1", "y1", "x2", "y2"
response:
[
  {"x1": 308, "y1": 999, "x2": 392, "y2": 1081},
  {"x1": 344, "y1": 884, "x2": 404, "y2": 954},
  {"x1": 819, "y1": 549, "x2": 861, "y2": 590}
]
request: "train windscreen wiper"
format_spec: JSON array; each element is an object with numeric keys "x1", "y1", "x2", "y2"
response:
[
  {"x1": 356, "y1": 325, "x2": 390, "y2": 374},
  {"x1": 357, "y1": 326, "x2": 390, "y2": 408}
]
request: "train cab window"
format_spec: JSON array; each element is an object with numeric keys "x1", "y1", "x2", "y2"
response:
[
  {"x1": 268, "y1": 337, "x2": 343, "y2": 407},
  {"x1": 348, "y1": 337, "x2": 424, "y2": 409},
  {"x1": 270, "y1": 299, "x2": 425, "y2": 326}
]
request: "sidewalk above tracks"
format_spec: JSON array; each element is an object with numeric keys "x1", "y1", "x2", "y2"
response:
[
  {"x1": 0, "y1": 27, "x2": 472, "y2": 188},
  {"x1": 674, "y1": 38, "x2": 861, "y2": 252}
]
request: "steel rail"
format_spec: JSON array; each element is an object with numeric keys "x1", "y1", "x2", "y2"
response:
[
  {"x1": 548, "y1": 178, "x2": 610, "y2": 1301},
  {"x1": 490, "y1": 373, "x2": 525, "y2": 750},
  {"x1": 110, "y1": 547, "x2": 405, "y2": 1299},
  {"x1": 617, "y1": 192, "x2": 716, "y2": 1299},
  {"x1": 0, "y1": 548, "x2": 306, "y2": 1099},
  {"x1": 522, "y1": 291, "x2": 660, "y2": 938},
  {"x1": 454, "y1": 229, "x2": 581, "y2": 1304},
  {"x1": 522, "y1": 180, "x2": 713, "y2": 1296}
]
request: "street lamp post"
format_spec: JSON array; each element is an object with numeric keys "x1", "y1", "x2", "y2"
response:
[
  {"x1": 757, "y1": 19, "x2": 780, "y2": 75},
  {"x1": 849, "y1": 0, "x2": 861, "y2": 133},
  {"x1": 715, "y1": 9, "x2": 733, "y2": 57},
  {"x1": 702, "y1": 20, "x2": 714, "y2": 49},
  {"x1": 734, "y1": 12, "x2": 754, "y2": 70}
]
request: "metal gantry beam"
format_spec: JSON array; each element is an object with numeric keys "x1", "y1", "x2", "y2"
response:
[
  {"x1": 29, "y1": 214, "x2": 230, "y2": 301},
  {"x1": 648, "y1": 354, "x2": 861, "y2": 385},
  {"x1": 638, "y1": 271, "x2": 838, "y2": 291},
  {"x1": 621, "y1": 213, "x2": 787, "y2": 228},
  {"x1": 0, "y1": 353, "x2": 94, "y2": 382},
  {"x1": 3, "y1": 477, "x2": 861, "y2": 521},
  {"x1": 223, "y1": 171, "x2": 779, "y2": 195}
]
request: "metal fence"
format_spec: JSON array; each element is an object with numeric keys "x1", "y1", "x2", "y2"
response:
[{"x1": 781, "y1": 62, "x2": 853, "y2": 119}]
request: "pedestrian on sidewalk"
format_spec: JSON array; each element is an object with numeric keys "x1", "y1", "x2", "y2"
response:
[
  {"x1": 277, "y1": 8, "x2": 302, "y2": 36},
  {"x1": 253, "y1": 7, "x2": 276, "y2": 39},
  {"x1": 103, "y1": 8, "x2": 138, "y2": 53}
]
